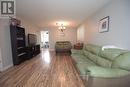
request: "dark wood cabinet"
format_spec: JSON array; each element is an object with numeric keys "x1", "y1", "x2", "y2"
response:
[
  {"x1": 10, "y1": 25, "x2": 40, "y2": 65},
  {"x1": 10, "y1": 25, "x2": 27, "y2": 65},
  {"x1": 26, "y1": 45, "x2": 40, "y2": 59}
]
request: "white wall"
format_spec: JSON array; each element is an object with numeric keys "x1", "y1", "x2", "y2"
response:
[
  {"x1": 0, "y1": 18, "x2": 39, "y2": 71},
  {"x1": 41, "y1": 27, "x2": 77, "y2": 49},
  {"x1": 0, "y1": 19, "x2": 13, "y2": 71},
  {"x1": 18, "y1": 17, "x2": 40, "y2": 45},
  {"x1": 77, "y1": 25, "x2": 85, "y2": 42},
  {"x1": 77, "y1": 0, "x2": 130, "y2": 50}
]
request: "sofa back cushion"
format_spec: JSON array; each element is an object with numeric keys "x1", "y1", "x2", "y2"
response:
[
  {"x1": 85, "y1": 44, "x2": 101, "y2": 55},
  {"x1": 87, "y1": 52, "x2": 98, "y2": 63},
  {"x1": 112, "y1": 52, "x2": 130, "y2": 71},
  {"x1": 83, "y1": 50, "x2": 89, "y2": 57},
  {"x1": 83, "y1": 44, "x2": 130, "y2": 69},
  {"x1": 84, "y1": 44, "x2": 112, "y2": 67},
  {"x1": 97, "y1": 57, "x2": 112, "y2": 68},
  {"x1": 99, "y1": 48, "x2": 127, "y2": 61},
  {"x1": 55, "y1": 41, "x2": 72, "y2": 49},
  {"x1": 87, "y1": 52, "x2": 112, "y2": 67}
]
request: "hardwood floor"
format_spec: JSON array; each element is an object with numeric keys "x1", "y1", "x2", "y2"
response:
[{"x1": 0, "y1": 50, "x2": 85, "y2": 87}]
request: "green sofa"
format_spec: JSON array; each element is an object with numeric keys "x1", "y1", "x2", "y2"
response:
[
  {"x1": 55, "y1": 41, "x2": 72, "y2": 53},
  {"x1": 71, "y1": 44, "x2": 130, "y2": 87}
]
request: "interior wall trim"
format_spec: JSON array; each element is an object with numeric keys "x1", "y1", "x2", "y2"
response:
[
  {"x1": 1, "y1": 64, "x2": 13, "y2": 71},
  {"x1": 0, "y1": 48, "x2": 3, "y2": 71}
]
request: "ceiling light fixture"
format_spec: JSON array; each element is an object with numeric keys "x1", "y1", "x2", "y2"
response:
[{"x1": 56, "y1": 23, "x2": 66, "y2": 32}]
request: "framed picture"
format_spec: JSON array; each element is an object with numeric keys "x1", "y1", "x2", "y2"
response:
[{"x1": 99, "y1": 16, "x2": 109, "y2": 33}]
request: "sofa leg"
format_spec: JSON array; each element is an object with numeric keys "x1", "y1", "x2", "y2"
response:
[{"x1": 80, "y1": 75, "x2": 89, "y2": 87}]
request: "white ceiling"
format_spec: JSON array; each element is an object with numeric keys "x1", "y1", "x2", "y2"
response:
[{"x1": 16, "y1": 0, "x2": 112, "y2": 28}]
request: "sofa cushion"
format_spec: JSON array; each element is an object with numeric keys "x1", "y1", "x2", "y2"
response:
[
  {"x1": 77, "y1": 57, "x2": 96, "y2": 64},
  {"x1": 71, "y1": 54, "x2": 87, "y2": 62},
  {"x1": 71, "y1": 54, "x2": 94, "y2": 64},
  {"x1": 76, "y1": 62, "x2": 96, "y2": 75},
  {"x1": 85, "y1": 44, "x2": 101, "y2": 55},
  {"x1": 73, "y1": 56, "x2": 88, "y2": 63},
  {"x1": 87, "y1": 66, "x2": 130, "y2": 78},
  {"x1": 99, "y1": 48, "x2": 127, "y2": 61},
  {"x1": 83, "y1": 50, "x2": 89, "y2": 57},
  {"x1": 87, "y1": 52, "x2": 112, "y2": 68},
  {"x1": 87, "y1": 52, "x2": 98, "y2": 63},
  {"x1": 71, "y1": 49, "x2": 83, "y2": 55},
  {"x1": 112, "y1": 52, "x2": 130, "y2": 71},
  {"x1": 97, "y1": 57, "x2": 112, "y2": 68},
  {"x1": 71, "y1": 54, "x2": 85, "y2": 60}
]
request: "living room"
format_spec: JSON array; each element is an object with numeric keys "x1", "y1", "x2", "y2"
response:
[{"x1": 0, "y1": 0, "x2": 130, "y2": 87}]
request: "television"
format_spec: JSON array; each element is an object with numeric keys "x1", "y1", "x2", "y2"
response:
[{"x1": 28, "y1": 34, "x2": 37, "y2": 46}]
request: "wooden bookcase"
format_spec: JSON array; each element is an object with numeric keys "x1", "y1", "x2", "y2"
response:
[{"x1": 10, "y1": 25, "x2": 27, "y2": 65}]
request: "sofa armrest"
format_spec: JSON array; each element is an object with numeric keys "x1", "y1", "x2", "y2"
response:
[
  {"x1": 87, "y1": 66, "x2": 130, "y2": 78},
  {"x1": 71, "y1": 49, "x2": 83, "y2": 55}
]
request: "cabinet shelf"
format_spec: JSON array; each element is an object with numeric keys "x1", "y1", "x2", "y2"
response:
[
  {"x1": 17, "y1": 47, "x2": 24, "y2": 50},
  {"x1": 18, "y1": 52, "x2": 26, "y2": 57},
  {"x1": 17, "y1": 37, "x2": 24, "y2": 40}
]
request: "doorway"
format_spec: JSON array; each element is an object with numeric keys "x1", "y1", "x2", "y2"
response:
[{"x1": 41, "y1": 31, "x2": 49, "y2": 49}]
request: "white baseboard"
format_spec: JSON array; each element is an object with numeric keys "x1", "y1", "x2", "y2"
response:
[
  {"x1": 0, "y1": 48, "x2": 3, "y2": 72},
  {"x1": 0, "y1": 63, "x2": 2, "y2": 72},
  {"x1": 0, "y1": 64, "x2": 13, "y2": 72}
]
